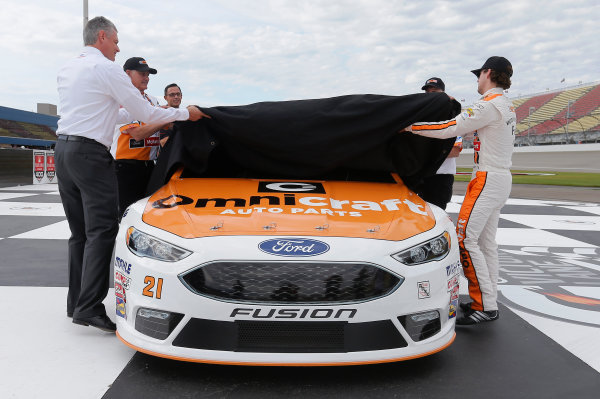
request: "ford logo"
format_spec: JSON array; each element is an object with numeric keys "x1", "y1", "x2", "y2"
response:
[{"x1": 258, "y1": 238, "x2": 330, "y2": 257}]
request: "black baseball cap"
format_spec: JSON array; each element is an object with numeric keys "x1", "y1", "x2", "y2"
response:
[
  {"x1": 471, "y1": 56, "x2": 512, "y2": 77},
  {"x1": 123, "y1": 57, "x2": 157, "y2": 74},
  {"x1": 421, "y1": 77, "x2": 445, "y2": 92}
]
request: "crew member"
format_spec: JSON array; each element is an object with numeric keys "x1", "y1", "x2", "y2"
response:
[
  {"x1": 406, "y1": 57, "x2": 516, "y2": 325},
  {"x1": 55, "y1": 16, "x2": 208, "y2": 333},
  {"x1": 414, "y1": 77, "x2": 463, "y2": 210},
  {"x1": 159, "y1": 83, "x2": 183, "y2": 147},
  {"x1": 111, "y1": 57, "x2": 164, "y2": 218}
]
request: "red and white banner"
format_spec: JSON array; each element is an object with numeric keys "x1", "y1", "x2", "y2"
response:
[{"x1": 32, "y1": 150, "x2": 58, "y2": 184}]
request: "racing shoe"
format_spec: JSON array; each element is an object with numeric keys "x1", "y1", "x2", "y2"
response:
[{"x1": 456, "y1": 310, "x2": 499, "y2": 325}]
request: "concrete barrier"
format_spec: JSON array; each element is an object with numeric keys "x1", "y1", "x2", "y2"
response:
[
  {"x1": 0, "y1": 148, "x2": 34, "y2": 185},
  {"x1": 458, "y1": 143, "x2": 600, "y2": 173}
]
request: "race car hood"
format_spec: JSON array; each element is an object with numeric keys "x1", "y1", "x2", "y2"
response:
[{"x1": 142, "y1": 174, "x2": 436, "y2": 241}]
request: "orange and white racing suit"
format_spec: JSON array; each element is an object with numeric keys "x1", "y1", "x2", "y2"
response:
[
  {"x1": 110, "y1": 93, "x2": 161, "y2": 217},
  {"x1": 410, "y1": 87, "x2": 516, "y2": 311},
  {"x1": 110, "y1": 93, "x2": 161, "y2": 161}
]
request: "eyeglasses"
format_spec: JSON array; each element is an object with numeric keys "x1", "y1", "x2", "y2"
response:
[{"x1": 167, "y1": 92, "x2": 182, "y2": 97}]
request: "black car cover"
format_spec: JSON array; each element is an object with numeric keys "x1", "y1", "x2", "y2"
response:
[{"x1": 146, "y1": 92, "x2": 461, "y2": 194}]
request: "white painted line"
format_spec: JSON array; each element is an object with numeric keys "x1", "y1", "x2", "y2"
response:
[
  {"x1": 504, "y1": 198, "x2": 551, "y2": 206},
  {"x1": 564, "y1": 206, "x2": 600, "y2": 216},
  {"x1": 505, "y1": 304, "x2": 600, "y2": 373},
  {"x1": 500, "y1": 249, "x2": 543, "y2": 257},
  {"x1": 0, "y1": 287, "x2": 135, "y2": 399},
  {"x1": 10, "y1": 220, "x2": 70, "y2": 240},
  {"x1": 0, "y1": 192, "x2": 38, "y2": 200},
  {"x1": 0, "y1": 184, "x2": 59, "y2": 191},
  {"x1": 521, "y1": 247, "x2": 550, "y2": 253},
  {"x1": 560, "y1": 258, "x2": 600, "y2": 273},
  {"x1": 496, "y1": 228, "x2": 595, "y2": 247},
  {"x1": 500, "y1": 214, "x2": 600, "y2": 231},
  {"x1": 574, "y1": 248, "x2": 598, "y2": 255},
  {"x1": 445, "y1": 202, "x2": 462, "y2": 214},
  {"x1": 0, "y1": 202, "x2": 65, "y2": 217}
]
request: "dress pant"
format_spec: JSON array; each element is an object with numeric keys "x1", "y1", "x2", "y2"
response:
[
  {"x1": 55, "y1": 138, "x2": 119, "y2": 318},
  {"x1": 114, "y1": 159, "x2": 154, "y2": 218}
]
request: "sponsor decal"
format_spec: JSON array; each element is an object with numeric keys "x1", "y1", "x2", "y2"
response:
[
  {"x1": 230, "y1": 308, "x2": 357, "y2": 319},
  {"x1": 115, "y1": 256, "x2": 132, "y2": 274},
  {"x1": 258, "y1": 181, "x2": 326, "y2": 194},
  {"x1": 152, "y1": 193, "x2": 429, "y2": 217},
  {"x1": 45, "y1": 153, "x2": 55, "y2": 181},
  {"x1": 116, "y1": 297, "x2": 126, "y2": 319},
  {"x1": 129, "y1": 138, "x2": 145, "y2": 149},
  {"x1": 144, "y1": 136, "x2": 160, "y2": 147},
  {"x1": 34, "y1": 152, "x2": 45, "y2": 182},
  {"x1": 259, "y1": 238, "x2": 329, "y2": 257},
  {"x1": 115, "y1": 271, "x2": 131, "y2": 290},
  {"x1": 122, "y1": 208, "x2": 129, "y2": 218},
  {"x1": 115, "y1": 281, "x2": 126, "y2": 302},
  {"x1": 446, "y1": 260, "x2": 461, "y2": 277},
  {"x1": 466, "y1": 108, "x2": 475, "y2": 117},
  {"x1": 473, "y1": 134, "x2": 481, "y2": 152},
  {"x1": 152, "y1": 195, "x2": 194, "y2": 209},
  {"x1": 447, "y1": 275, "x2": 459, "y2": 291},
  {"x1": 449, "y1": 284, "x2": 460, "y2": 301},
  {"x1": 418, "y1": 281, "x2": 430, "y2": 299},
  {"x1": 449, "y1": 298, "x2": 458, "y2": 319}
]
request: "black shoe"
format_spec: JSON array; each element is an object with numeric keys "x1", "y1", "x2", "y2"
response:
[
  {"x1": 73, "y1": 314, "x2": 116, "y2": 332},
  {"x1": 456, "y1": 310, "x2": 499, "y2": 325},
  {"x1": 459, "y1": 302, "x2": 472, "y2": 312},
  {"x1": 67, "y1": 312, "x2": 73, "y2": 318}
]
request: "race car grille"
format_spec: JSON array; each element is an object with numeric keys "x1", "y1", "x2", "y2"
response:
[
  {"x1": 172, "y1": 319, "x2": 408, "y2": 353},
  {"x1": 179, "y1": 261, "x2": 402, "y2": 304}
]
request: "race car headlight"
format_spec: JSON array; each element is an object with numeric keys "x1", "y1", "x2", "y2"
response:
[
  {"x1": 126, "y1": 227, "x2": 191, "y2": 262},
  {"x1": 391, "y1": 232, "x2": 451, "y2": 265}
]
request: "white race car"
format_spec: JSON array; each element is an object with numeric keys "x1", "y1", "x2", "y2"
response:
[{"x1": 114, "y1": 168, "x2": 459, "y2": 365}]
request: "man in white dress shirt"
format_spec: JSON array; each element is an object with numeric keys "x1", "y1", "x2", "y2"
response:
[{"x1": 55, "y1": 16, "x2": 208, "y2": 332}]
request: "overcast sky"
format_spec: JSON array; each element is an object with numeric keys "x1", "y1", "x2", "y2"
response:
[{"x1": 1, "y1": 0, "x2": 598, "y2": 113}]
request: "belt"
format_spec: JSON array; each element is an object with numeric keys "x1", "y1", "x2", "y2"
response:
[{"x1": 57, "y1": 135, "x2": 109, "y2": 150}]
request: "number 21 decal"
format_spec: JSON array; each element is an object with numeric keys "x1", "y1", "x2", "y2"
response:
[{"x1": 143, "y1": 276, "x2": 163, "y2": 299}]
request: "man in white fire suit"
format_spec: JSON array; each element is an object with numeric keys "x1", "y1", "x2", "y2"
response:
[{"x1": 406, "y1": 56, "x2": 516, "y2": 325}]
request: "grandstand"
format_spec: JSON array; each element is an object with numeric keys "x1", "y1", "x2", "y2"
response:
[
  {"x1": 0, "y1": 106, "x2": 58, "y2": 148},
  {"x1": 512, "y1": 82, "x2": 600, "y2": 146}
]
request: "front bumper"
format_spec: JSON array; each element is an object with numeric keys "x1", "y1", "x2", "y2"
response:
[{"x1": 114, "y1": 222, "x2": 459, "y2": 365}]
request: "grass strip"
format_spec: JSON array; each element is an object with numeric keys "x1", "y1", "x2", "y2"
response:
[{"x1": 455, "y1": 169, "x2": 600, "y2": 187}]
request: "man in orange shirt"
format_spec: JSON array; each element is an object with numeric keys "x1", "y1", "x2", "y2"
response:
[{"x1": 111, "y1": 57, "x2": 166, "y2": 218}]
